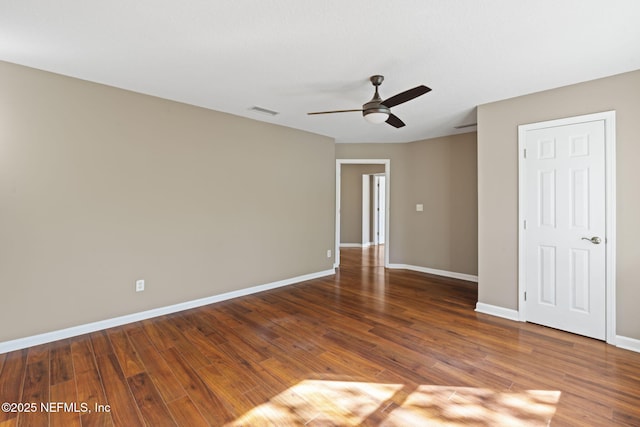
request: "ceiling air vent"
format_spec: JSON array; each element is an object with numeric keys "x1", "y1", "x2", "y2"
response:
[
  {"x1": 249, "y1": 106, "x2": 279, "y2": 116},
  {"x1": 455, "y1": 123, "x2": 477, "y2": 129}
]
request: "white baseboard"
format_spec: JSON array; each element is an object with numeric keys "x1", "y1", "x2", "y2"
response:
[
  {"x1": 615, "y1": 335, "x2": 640, "y2": 353},
  {"x1": 0, "y1": 269, "x2": 335, "y2": 355},
  {"x1": 475, "y1": 302, "x2": 520, "y2": 322},
  {"x1": 387, "y1": 263, "x2": 478, "y2": 283},
  {"x1": 474, "y1": 308, "x2": 640, "y2": 353},
  {"x1": 340, "y1": 243, "x2": 375, "y2": 248}
]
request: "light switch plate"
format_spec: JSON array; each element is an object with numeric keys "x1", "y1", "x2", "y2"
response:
[{"x1": 416, "y1": 204, "x2": 424, "y2": 212}]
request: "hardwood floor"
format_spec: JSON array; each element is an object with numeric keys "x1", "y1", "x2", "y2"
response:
[{"x1": 1, "y1": 246, "x2": 639, "y2": 426}]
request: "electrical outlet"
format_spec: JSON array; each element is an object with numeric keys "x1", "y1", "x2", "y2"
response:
[
  {"x1": 327, "y1": 249, "x2": 332, "y2": 258},
  {"x1": 136, "y1": 279, "x2": 145, "y2": 292}
]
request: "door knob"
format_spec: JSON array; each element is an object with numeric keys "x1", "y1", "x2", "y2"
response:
[{"x1": 581, "y1": 236, "x2": 602, "y2": 244}]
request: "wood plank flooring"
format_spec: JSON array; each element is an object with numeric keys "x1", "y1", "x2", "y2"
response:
[{"x1": 1, "y1": 246, "x2": 639, "y2": 426}]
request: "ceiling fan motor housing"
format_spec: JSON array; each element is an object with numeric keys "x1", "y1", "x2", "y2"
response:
[{"x1": 362, "y1": 103, "x2": 390, "y2": 118}]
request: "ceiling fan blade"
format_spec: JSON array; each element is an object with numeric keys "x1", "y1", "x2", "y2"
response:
[
  {"x1": 385, "y1": 113, "x2": 405, "y2": 128},
  {"x1": 307, "y1": 109, "x2": 363, "y2": 115},
  {"x1": 381, "y1": 85, "x2": 431, "y2": 108}
]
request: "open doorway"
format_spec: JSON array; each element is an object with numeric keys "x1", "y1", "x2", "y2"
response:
[{"x1": 335, "y1": 159, "x2": 390, "y2": 268}]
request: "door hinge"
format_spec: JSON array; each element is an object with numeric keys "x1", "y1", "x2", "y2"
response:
[
  {"x1": 523, "y1": 219, "x2": 527, "y2": 230},
  {"x1": 523, "y1": 148, "x2": 527, "y2": 159},
  {"x1": 524, "y1": 291, "x2": 527, "y2": 301}
]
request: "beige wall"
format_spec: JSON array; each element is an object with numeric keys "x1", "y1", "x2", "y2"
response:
[
  {"x1": 477, "y1": 69, "x2": 640, "y2": 339},
  {"x1": 340, "y1": 164, "x2": 385, "y2": 244},
  {"x1": 336, "y1": 133, "x2": 478, "y2": 275},
  {"x1": 0, "y1": 61, "x2": 336, "y2": 343}
]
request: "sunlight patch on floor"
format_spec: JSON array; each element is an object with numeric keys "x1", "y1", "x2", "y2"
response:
[
  {"x1": 385, "y1": 385, "x2": 561, "y2": 426},
  {"x1": 227, "y1": 380, "x2": 561, "y2": 426}
]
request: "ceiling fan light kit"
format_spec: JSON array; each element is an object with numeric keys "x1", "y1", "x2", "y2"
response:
[
  {"x1": 308, "y1": 75, "x2": 431, "y2": 129},
  {"x1": 364, "y1": 111, "x2": 389, "y2": 124}
]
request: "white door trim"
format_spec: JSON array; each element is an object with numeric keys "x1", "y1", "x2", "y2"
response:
[
  {"x1": 336, "y1": 159, "x2": 390, "y2": 268},
  {"x1": 517, "y1": 111, "x2": 616, "y2": 344}
]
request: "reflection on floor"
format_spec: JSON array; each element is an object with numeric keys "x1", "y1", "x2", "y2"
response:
[{"x1": 340, "y1": 244, "x2": 385, "y2": 268}]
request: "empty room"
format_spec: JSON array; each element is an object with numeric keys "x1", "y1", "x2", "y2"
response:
[{"x1": 1, "y1": 1, "x2": 640, "y2": 426}]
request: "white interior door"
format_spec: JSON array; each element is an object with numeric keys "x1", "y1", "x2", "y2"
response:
[
  {"x1": 362, "y1": 174, "x2": 371, "y2": 246},
  {"x1": 376, "y1": 175, "x2": 386, "y2": 244},
  {"x1": 523, "y1": 119, "x2": 606, "y2": 340}
]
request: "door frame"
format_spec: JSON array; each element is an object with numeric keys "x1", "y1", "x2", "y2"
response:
[
  {"x1": 517, "y1": 111, "x2": 616, "y2": 344},
  {"x1": 336, "y1": 159, "x2": 390, "y2": 268}
]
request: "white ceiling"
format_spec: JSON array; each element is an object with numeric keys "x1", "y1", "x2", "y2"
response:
[{"x1": 2, "y1": 1, "x2": 640, "y2": 143}]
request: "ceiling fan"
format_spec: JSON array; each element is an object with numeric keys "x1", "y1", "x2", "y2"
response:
[{"x1": 307, "y1": 75, "x2": 431, "y2": 128}]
